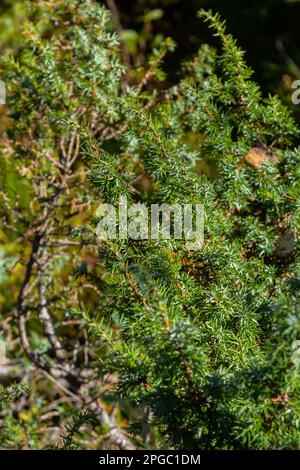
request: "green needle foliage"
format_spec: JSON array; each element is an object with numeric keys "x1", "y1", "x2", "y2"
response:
[{"x1": 0, "y1": 1, "x2": 299, "y2": 450}]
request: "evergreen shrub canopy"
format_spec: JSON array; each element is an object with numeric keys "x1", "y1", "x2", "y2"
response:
[{"x1": 0, "y1": 0, "x2": 299, "y2": 450}]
